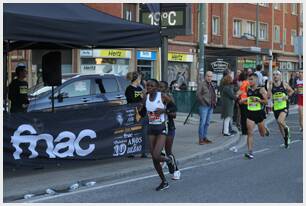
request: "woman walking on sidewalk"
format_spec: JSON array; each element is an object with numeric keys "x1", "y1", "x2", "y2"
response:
[
  {"x1": 143, "y1": 79, "x2": 174, "y2": 191},
  {"x1": 159, "y1": 81, "x2": 181, "y2": 180}
]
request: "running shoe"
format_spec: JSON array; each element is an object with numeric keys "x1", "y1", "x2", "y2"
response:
[
  {"x1": 155, "y1": 181, "x2": 169, "y2": 191},
  {"x1": 244, "y1": 153, "x2": 254, "y2": 159},
  {"x1": 265, "y1": 127, "x2": 270, "y2": 136},
  {"x1": 166, "y1": 155, "x2": 175, "y2": 174},
  {"x1": 172, "y1": 170, "x2": 181, "y2": 180}
]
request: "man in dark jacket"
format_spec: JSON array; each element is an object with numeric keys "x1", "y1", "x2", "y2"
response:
[
  {"x1": 8, "y1": 64, "x2": 29, "y2": 113},
  {"x1": 196, "y1": 71, "x2": 217, "y2": 145}
]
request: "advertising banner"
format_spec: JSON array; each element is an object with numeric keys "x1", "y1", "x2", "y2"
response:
[{"x1": 3, "y1": 104, "x2": 147, "y2": 167}]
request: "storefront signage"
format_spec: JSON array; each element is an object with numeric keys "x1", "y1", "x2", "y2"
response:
[
  {"x1": 137, "y1": 51, "x2": 157, "y2": 60},
  {"x1": 168, "y1": 53, "x2": 193, "y2": 62},
  {"x1": 210, "y1": 59, "x2": 229, "y2": 73},
  {"x1": 92, "y1": 49, "x2": 131, "y2": 59},
  {"x1": 80, "y1": 50, "x2": 93, "y2": 57}
]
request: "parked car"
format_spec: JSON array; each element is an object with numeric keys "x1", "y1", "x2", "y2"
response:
[{"x1": 27, "y1": 74, "x2": 129, "y2": 112}]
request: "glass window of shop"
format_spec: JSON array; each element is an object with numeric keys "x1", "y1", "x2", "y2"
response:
[
  {"x1": 167, "y1": 53, "x2": 193, "y2": 87},
  {"x1": 80, "y1": 49, "x2": 130, "y2": 76},
  {"x1": 136, "y1": 51, "x2": 157, "y2": 80}
]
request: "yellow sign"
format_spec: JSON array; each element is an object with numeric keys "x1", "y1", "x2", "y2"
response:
[
  {"x1": 168, "y1": 53, "x2": 193, "y2": 62},
  {"x1": 96, "y1": 49, "x2": 131, "y2": 58}
]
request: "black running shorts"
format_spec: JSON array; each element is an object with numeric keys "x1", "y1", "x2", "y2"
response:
[
  {"x1": 273, "y1": 108, "x2": 289, "y2": 120},
  {"x1": 247, "y1": 110, "x2": 266, "y2": 124},
  {"x1": 148, "y1": 123, "x2": 167, "y2": 136}
]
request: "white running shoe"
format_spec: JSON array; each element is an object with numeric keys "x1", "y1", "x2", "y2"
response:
[{"x1": 172, "y1": 170, "x2": 181, "y2": 180}]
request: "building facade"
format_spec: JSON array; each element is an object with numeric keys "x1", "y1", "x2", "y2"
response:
[{"x1": 7, "y1": 3, "x2": 302, "y2": 88}]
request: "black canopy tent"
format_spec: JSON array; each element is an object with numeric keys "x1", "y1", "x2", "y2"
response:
[
  {"x1": 3, "y1": 3, "x2": 162, "y2": 111},
  {"x1": 4, "y1": 3, "x2": 161, "y2": 50}
]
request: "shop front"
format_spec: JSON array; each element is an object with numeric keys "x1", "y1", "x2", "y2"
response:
[
  {"x1": 277, "y1": 55, "x2": 300, "y2": 82},
  {"x1": 167, "y1": 52, "x2": 193, "y2": 87},
  {"x1": 80, "y1": 49, "x2": 131, "y2": 76},
  {"x1": 136, "y1": 51, "x2": 157, "y2": 80}
]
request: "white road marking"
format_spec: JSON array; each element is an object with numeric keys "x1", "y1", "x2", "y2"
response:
[{"x1": 23, "y1": 148, "x2": 272, "y2": 203}]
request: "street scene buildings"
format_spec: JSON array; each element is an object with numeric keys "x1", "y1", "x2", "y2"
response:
[
  {"x1": 7, "y1": 3, "x2": 303, "y2": 88},
  {"x1": 3, "y1": 3, "x2": 303, "y2": 203}
]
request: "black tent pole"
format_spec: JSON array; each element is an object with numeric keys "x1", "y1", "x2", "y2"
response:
[{"x1": 3, "y1": 40, "x2": 10, "y2": 113}]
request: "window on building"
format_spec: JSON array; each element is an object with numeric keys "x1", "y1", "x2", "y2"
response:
[
  {"x1": 274, "y1": 25, "x2": 280, "y2": 42},
  {"x1": 274, "y1": 3, "x2": 281, "y2": 10},
  {"x1": 233, "y1": 19, "x2": 242, "y2": 37},
  {"x1": 284, "y1": 4, "x2": 288, "y2": 13},
  {"x1": 283, "y1": 29, "x2": 287, "y2": 45},
  {"x1": 291, "y1": 3, "x2": 297, "y2": 15},
  {"x1": 123, "y1": 4, "x2": 136, "y2": 21},
  {"x1": 246, "y1": 21, "x2": 256, "y2": 37},
  {"x1": 212, "y1": 16, "x2": 220, "y2": 35},
  {"x1": 259, "y1": 23, "x2": 268, "y2": 40},
  {"x1": 291, "y1": 30, "x2": 297, "y2": 45}
]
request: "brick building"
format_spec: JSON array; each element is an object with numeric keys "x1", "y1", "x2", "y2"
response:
[{"x1": 7, "y1": 3, "x2": 303, "y2": 88}]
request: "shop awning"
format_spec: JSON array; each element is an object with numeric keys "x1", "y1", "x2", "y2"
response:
[
  {"x1": 206, "y1": 46, "x2": 270, "y2": 57},
  {"x1": 4, "y1": 3, "x2": 161, "y2": 51}
]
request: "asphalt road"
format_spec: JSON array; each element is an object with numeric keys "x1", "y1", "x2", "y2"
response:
[{"x1": 21, "y1": 112, "x2": 303, "y2": 203}]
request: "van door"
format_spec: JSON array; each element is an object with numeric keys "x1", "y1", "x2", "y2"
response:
[{"x1": 55, "y1": 78, "x2": 93, "y2": 110}]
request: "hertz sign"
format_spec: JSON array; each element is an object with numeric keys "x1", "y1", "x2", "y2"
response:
[{"x1": 140, "y1": 4, "x2": 192, "y2": 37}]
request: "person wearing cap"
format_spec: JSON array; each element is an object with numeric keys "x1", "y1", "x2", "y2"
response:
[
  {"x1": 8, "y1": 64, "x2": 29, "y2": 113},
  {"x1": 267, "y1": 70, "x2": 294, "y2": 148}
]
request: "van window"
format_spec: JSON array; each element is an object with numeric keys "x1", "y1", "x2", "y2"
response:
[
  {"x1": 94, "y1": 78, "x2": 119, "y2": 94},
  {"x1": 61, "y1": 79, "x2": 91, "y2": 97}
]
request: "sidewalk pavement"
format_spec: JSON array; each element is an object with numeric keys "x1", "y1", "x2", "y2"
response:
[{"x1": 4, "y1": 112, "x2": 241, "y2": 202}]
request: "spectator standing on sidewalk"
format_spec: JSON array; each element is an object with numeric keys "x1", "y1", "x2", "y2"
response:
[
  {"x1": 196, "y1": 71, "x2": 217, "y2": 145},
  {"x1": 125, "y1": 71, "x2": 148, "y2": 158},
  {"x1": 8, "y1": 63, "x2": 29, "y2": 113},
  {"x1": 255, "y1": 65, "x2": 264, "y2": 86},
  {"x1": 220, "y1": 75, "x2": 237, "y2": 136},
  {"x1": 233, "y1": 69, "x2": 242, "y2": 131}
]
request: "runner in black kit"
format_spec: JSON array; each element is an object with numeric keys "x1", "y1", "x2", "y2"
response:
[
  {"x1": 143, "y1": 79, "x2": 174, "y2": 191},
  {"x1": 240, "y1": 73, "x2": 270, "y2": 159},
  {"x1": 267, "y1": 70, "x2": 294, "y2": 148},
  {"x1": 159, "y1": 81, "x2": 181, "y2": 180}
]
